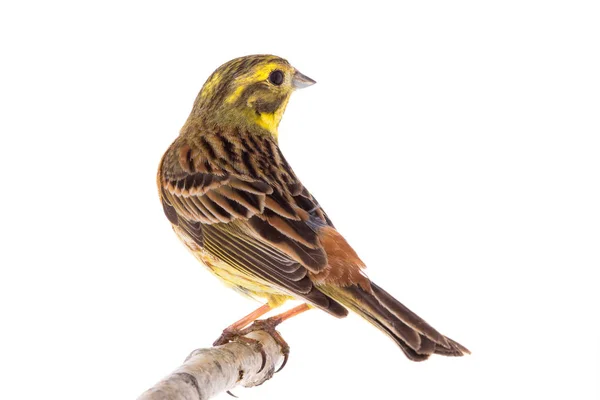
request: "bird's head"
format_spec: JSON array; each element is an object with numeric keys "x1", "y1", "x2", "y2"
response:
[{"x1": 189, "y1": 55, "x2": 315, "y2": 139}]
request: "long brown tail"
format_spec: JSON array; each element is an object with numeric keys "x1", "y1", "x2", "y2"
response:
[{"x1": 321, "y1": 282, "x2": 470, "y2": 361}]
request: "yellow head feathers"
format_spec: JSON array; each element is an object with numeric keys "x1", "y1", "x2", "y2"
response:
[{"x1": 188, "y1": 55, "x2": 315, "y2": 139}]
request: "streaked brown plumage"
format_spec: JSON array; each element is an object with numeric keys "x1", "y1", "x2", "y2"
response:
[{"x1": 158, "y1": 54, "x2": 469, "y2": 361}]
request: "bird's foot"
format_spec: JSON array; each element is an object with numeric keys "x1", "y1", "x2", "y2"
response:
[
  {"x1": 239, "y1": 317, "x2": 290, "y2": 373},
  {"x1": 213, "y1": 317, "x2": 290, "y2": 373},
  {"x1": 213, "y1": 328, "x2": 268, "y2": 373},
  {"x1": 213, "y1": 327, "x2": 242, "y2": 347}
]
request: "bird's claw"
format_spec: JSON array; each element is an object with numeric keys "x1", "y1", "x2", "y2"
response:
[
  {"x1": 234, "y1": 337, "x2": 267, "y2": 373},
  {"x1": 240, "y1": 317, "x2": 290, "y2": 373},
  {"x1": 275, "y1": 345, "x2": 289, "y2": 373},
  {"x1": 213, "y1": 328, "x2": 238, "y2": 347},
  {"x1": 213, "y1": 329, "x2": 267, "y2": 373},
  {"x1": 214, "y1": 316, "x2": 291, "y2": 374}
]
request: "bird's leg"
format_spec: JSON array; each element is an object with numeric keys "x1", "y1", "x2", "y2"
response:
[
  {"x1": 213, "y1": 303, "x2": 275, "y2": 373},
  {"x1": 238, "y1": 303, "x2": 311, "y2": 372},
  {"x1": 213, "y1": 303, "x2": 272, "y2": 346},
  {"x1": 258, "y1": 302, "x2": 311, "y2": 326},
  {"x1": 213, "y1": 303, "x2": 310, "y2": 373}
]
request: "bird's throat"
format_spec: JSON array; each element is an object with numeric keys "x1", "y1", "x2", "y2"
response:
[
  {"x1": 252, "y1": 95, "x2": 290, "y2": 140},
  {"x1": 254, "y1": 111, "x2": 280, "y2": 139}
]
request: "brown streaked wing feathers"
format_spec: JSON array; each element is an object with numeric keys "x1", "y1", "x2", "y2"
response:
[
  {"x1": 159, "y1": 136, "x2": 347, "y2": 317},
  {"x1": 202, "y1": 224, "x2": 347, "y2": 316},
  {"x1": 248, "y1": 216, "x2": 327, "y2": 271}
]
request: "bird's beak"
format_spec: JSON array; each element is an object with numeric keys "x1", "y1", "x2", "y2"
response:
[{"x1": 292, "y1": 70, "x2": 316, "y2": 89}]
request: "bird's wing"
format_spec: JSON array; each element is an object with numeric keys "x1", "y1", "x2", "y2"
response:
[{"x1": 158, "y1": 135, "x2": 347, "y2": 316}]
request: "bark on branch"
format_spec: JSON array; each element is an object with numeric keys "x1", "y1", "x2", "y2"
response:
[{"x1": 137, "y1": 331, "x2": 284, "y2": 400}]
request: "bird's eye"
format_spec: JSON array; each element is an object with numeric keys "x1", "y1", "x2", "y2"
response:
[{"x1": 268, "y1": 70, "x2": 284, "y2": 86}]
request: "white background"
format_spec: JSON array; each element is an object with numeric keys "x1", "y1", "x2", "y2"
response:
[{"x1": 1, "y1": 1, "x2": 599, "y2": 399}]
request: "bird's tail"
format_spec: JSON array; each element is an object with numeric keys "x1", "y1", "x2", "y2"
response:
[{"x1": 320, "y1": 281, "x2": 470, "y2": 361}]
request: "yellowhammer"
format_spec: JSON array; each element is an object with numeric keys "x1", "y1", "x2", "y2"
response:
[{"x1": 157, "y1": 54, "x2": 469, "y2": 368}]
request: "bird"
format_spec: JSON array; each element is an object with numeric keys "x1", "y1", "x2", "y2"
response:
[{"x1": 157, "y1": 54, "x2": 469, "y2": 367}]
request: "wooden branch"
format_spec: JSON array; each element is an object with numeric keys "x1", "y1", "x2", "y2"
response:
[{"x1": 137, "y1": 331, "x2": 284, "y2": 400}]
